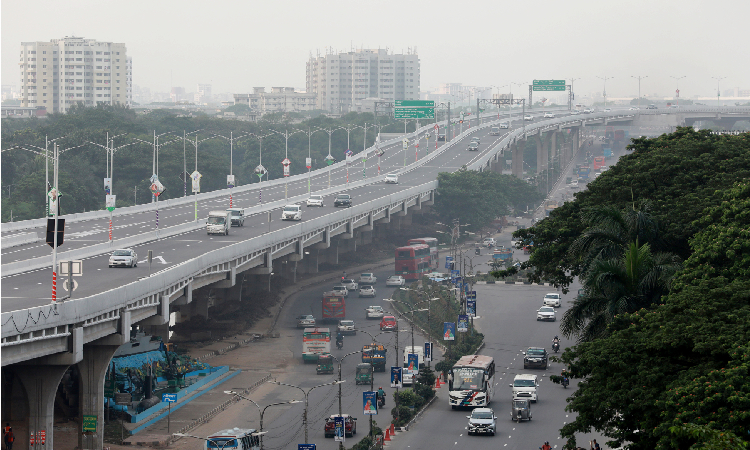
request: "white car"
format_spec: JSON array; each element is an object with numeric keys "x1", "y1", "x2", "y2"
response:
[
  {"x1": 467, "y1": 408, "x2": 497, "y2": 436},
  {"x1": 359, "y1": 273, "x2": 377, "y2": 285},
  {"x1": 332, "y1": 285, "x2": 349, "y2": 297},
  {"x1": 340, "y1": 279, "x2": 359, "y2": 291},
  {"x1": 386, "y1": 275, "x2": 406, "y2": 286},
  {"x1": 629, "y1": 106, "x2": 640, "y2": 111},
  {"x1": 365, "y1": 305, "x2": 385, "y2": 319},
  {"x1": 524, "y1": 115, "x2": 533, "y2": 121},
  {"x1": 281, "y1": 204, "x2": 302, "y2": 221},
  {"x1": 543, "y1": 293, "x2": 561, "y2": 307},
  {"x1": 537, "y1": 306, "x2": 556, "y2": 322},
  {"x1": 570, "y1": 180, "x2": 579, "y2": 189},
  {"x1": 306, "y1": 194, "x2": 324, "y2": 207},
  {"x1": 603, "y1": 108, "x2": 611, "y2": 112},
  {"x1": 498, "y1": 122, "x2": 509, "y2": 129},
  {"x1": 109, "y1": 248, "x2": 137, "y2": 268},
  {"x1": 358, "y1": 285, "x2": 376, "y2": 297},
  {"x1": 543, "y1": 112, "x2": 555, "y2": 118},
  {"x1": 385, "y1": 173, "x2": 399, "y2": 184},
  {"x1": 337, "y1": 319, "x2": 357, "y2": 335},
  {"x1": 483, "y1": 237, "x2": 496, "y2": 247}
]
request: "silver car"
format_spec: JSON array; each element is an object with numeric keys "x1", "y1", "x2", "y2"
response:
[
  {"x1": 358, "y1": 286, "x2": 376, "y2": 298},
  {"x1": 467, "y1": 408, "x2": 497, "y2": 435},
  {"x1": 109, "y1": 248, "x2": 137, "y2": 268},
  {"x1": 537, "y1": 306, "x2": 556, "y2": 322},
  {"x1": 337, "y1": 319, "x2": 357, "y2": 335},
  {"x1": 306, "y1": 194, "x2": 324, "y2": 207}
]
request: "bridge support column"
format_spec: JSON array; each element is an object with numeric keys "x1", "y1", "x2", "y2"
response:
[
  {"x1": 9, "y1": 364, "x2": 69, "y2": 450},
  {"x1": 535, "y1": 135, "x2": 545, "y2": 175},
  {"x1": 550, "y1": 132, "x2": 558, "y2": 166},
  {"x1": 360, "y1": 230, "x2": 373, "y2": 245},
  {"x1": 572, "y1": 127, "x2": 580, "y2": 157},
  {"x1": 77, "y1": 344, "x2": 120, "y2": 450},
  {"x1": 511, "y1": 142, "x2": 524, "y2": 178}
]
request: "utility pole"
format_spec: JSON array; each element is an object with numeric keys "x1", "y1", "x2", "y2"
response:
[{"x1": 632, "y1": 76, "x2": 648, "y2": 109}]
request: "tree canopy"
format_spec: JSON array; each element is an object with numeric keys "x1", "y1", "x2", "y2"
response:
[{"x1": 515, "y1": 128, "x2": 750, "y2": 293}]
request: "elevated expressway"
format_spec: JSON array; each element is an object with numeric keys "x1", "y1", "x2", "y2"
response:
[{"x1": 1, "y1": 106, "x2": 746, "y2": 450}]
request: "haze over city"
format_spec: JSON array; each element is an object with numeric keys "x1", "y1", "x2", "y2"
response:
[{"x1": 2, "y1": 0, "x2": 748, "y2": 101}]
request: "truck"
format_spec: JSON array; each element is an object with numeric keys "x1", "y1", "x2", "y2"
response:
[
  {"x1": 544, "y1": 201, "x2": 559, "y2": 217},
  {"x1": 362, "y1": 344, "x2": 387, "y2": 372},
  {"x1": 492, "y1": 247, "x2": 513, "y2": 261},
  {"x1": 402, "y1": 346, "x2": 425, "y2": 385},
  {"x1": 206, "y1": 210, "x2": 231, "y2": 235},
  {"x1": 322, "y1": 291, "x2": 346, "y2": 322},
  {"x1": 578, "y1": 166, "x2": 591, "y2": 180}
]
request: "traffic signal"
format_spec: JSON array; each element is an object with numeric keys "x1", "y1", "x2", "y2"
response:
[
  {"x1": 46, "y1": 218, "x2": 66, "y2": 248},
  {"x1": 459, "y1": 120, "x2": 463, "y2": 124}
]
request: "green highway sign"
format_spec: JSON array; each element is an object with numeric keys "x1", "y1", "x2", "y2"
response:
[
  {"x1": 533, "y1": 80, "x2": 565, "y2": 86},
  {"x1": 395, "y1": 100, "x2": 435, "y2": 107},
  {"x1": 395, "y1": 108, "x2": 435, "y2": 119},
  {"x1": 533, "y1": 85, "x2": 566, "y2": 91}
]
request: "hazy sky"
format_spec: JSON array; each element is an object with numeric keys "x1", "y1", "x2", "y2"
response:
[{"x1": 2, "y1": 0, "x2": 748, "y2": 99}]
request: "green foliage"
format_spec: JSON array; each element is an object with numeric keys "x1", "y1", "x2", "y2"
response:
[
  {"x1": 349, "y1": 421, "x2": 383, "y2": 450},
  {"x1": 433, "y1": 169, "x2": 542, "y2": 233},
  {"x1": 558, "y1": 182, "x2": 750, "y2": 450},
  {"x1": 668, "y1": 423, "x2": 749, "y2": 450},
  {"x1": 0, "y1": 106, "x2": 401, "y2": 222},
  {"x1": 515, "y1": 128, "x2": 750, "y2": 292}
]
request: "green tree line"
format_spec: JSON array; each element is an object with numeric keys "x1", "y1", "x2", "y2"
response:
[{"x1": 0, "y1": 104, "x2": 423, "y2": 222}]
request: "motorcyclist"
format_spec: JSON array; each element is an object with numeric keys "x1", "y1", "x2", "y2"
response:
[
  {"x1": 377, "y1": 387, "x2": 386, "y2": 405},
  {"x1": 552, "y1": 335, "x2": 560, "y2": 350},
  {"x1": 336, "y1": 332, "x2": 344, "y2": 348},
  {"x1": 541, "y1": 442, "x2": 552, "y2": 450}
]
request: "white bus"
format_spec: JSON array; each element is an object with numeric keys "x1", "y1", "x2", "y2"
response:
[
  {"x1": 447, "y1": 355, "x2": 496, "y2": 408},
  {"x1": 204, "y1": 428, "x2": 260, "y2": 450}
]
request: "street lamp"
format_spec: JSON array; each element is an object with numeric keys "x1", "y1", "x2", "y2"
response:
[
  {"x1": 182, "y1": 134, "x2": 220, "y2": 221},
  {"x1": 712, "y1": 76, "x2": 726, "y2": 107},
  {"x1": 212, "y1": 132, "x2": 252, "y2": 207},
  {"x1": 223, "y1": 391, "x2": 300, "y2": 450},
  {"x1": 270, "y1": 128, "x2": 304, "y2": 200},
  {"x1": 269, "y1": 380, "x2": 344, "y2": 444},
  {"x1": 510, "y1": 82, "x2": 527, "y2": 127},
  {"x1": 569, "y1": 78, "x2": 581, "y2": 111},
  {"x1": 670, "y1": 76, "x2": 686, "y2": 106},
  {"x1": 397, "y1": 292, "x2": 440, "y2": 367},
  {"x1": 631, "y1": 76, "x2": 648, "y2": 109},
  {"x1": 597, "y1": 76, "x2": 614, "y2": 108}
]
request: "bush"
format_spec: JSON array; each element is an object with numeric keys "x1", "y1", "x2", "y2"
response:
[
  {"x1": 349, "y1": 421, "x2": 383, "y2": 450},
  {"x1": 391, "y1": 405, "x2": 414, "y2": 427}
]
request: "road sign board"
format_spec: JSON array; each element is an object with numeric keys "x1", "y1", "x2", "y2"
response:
[
  {"x1": 402, "y1": 139, "x2": 409, "y2": 150},
  {"x1": 282, "y1": 158, "x2": 291, "y2": 166},
  {"x1": 305, "y1": 157, "x2": 311, "y2": 169},
  {"x1": 59, "y1": 260, "x2": 82, "y2": 276},
  {"x1": 533, "y1": 80, "x2": 565, "y2": 86},
  {"x1": 227, "y1": 175, "x2": 235, "y2": 188},
  {"x1": 395, "y1": 100, "x2": 435, "y2": 107},
  {"x1": 83, "y1": 415, "x2": 97, "y2": 432},
  {"x1": 106, "y1": 194, "x2": 116, "y2": 212},
  {"x1": 395, "y1": 108, "x2": 435, "y2": 119},
  {"x1": 162, "y1": 393, "x2": 177, "y2": 403},
  {"x1": 533, "y1": 85, "x2": 566, "y2": 91}
]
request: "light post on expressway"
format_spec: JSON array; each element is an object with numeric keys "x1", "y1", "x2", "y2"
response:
[
  {"x1": 223, "y1": 391, "x2": 300, "y2": 450},
  {"x1": 712, "y1": 76, "x2": 726, "y2": 107},
  {"x1": 631, "y1": 76, "x2": 648, "y2": 109},
  {"x1": 597, "y1": 75, "x2": 614, "y2": 108},
  {"x1": 212, "y1": 131, "x2": 252, "y2": 207},
  {"x1": 670, "y1": 75, "x2": 686, "y2": 107},
  {"x1": 182, "y1": 134, "x2": 221, "y2": 221},
  {"x1": 133, "y1": 132, "x2": 182, "y2": 228},
  {"x1": 322, "y1": 126, "x2": 345, "y2": 188},
  {"x1": 510, "y1": 82, "x2": 527, "y2": 127},
  {"x1": 491, "y1": 85, "x2": 508, "y2": 119},
  {"x1": 569, "y1": 77, "x2": 581, "y2": 111},
  {"x1": 268, "y1": 379, "x2": 344, "y2": 444},
  {"x1": 86, "y1": 133, "x2": 133, "y2": 242},
  {"x1": 270, "y1": 128, "x2": 304, "y2": 200}
]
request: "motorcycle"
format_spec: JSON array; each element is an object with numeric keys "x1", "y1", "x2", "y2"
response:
[
  {"x1": 336, "y1": 339, "x2": 344, "y2": 350},
  {"x1": 377, "y1": 393, "x2": 386, "y2": 408},
  {"x1": 552, "y1": 341, "x2": 560, "y2": 353},
  {"x1": 562, "y1": 377, "x2": 569, "y2": 389}
]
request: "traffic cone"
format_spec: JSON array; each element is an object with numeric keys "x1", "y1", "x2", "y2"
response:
[
  {"x1": 384, "y1": 429, "x2": 391, "y2": 441},
  {"x1": 434, "y1": 378, "x2": 441, "y2": 388},
  {"x1": 389, "y1": 423, "x2": 395, "y2": 435}
]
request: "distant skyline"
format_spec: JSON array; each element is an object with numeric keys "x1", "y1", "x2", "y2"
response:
[{"x1": 2, "y1": 0, "x2": 749, "y2": 100}]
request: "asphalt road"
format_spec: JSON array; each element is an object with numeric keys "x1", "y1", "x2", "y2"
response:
[{"x1": 2, "y1": 112, "x2": 545, "y2": 312}]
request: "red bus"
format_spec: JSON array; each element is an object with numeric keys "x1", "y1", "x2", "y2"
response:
[
  {"x1": 322, "y1": 292, "x2": 346, "y2": 322},
  {"x1": 593, "y1": 156, "x2": 606, "y2": 170},
  {"x1": 407, "y1": 237, "x2": 439, "y2": 267},
  {"x1": 395, "y1": 244, "x2": 431, "y2": 280}
]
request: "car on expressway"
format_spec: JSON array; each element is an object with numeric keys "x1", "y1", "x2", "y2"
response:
[
  {"x1": 543, "y1": 292, "x2": 561, "y2": 307},
  {"x1": 536, "y1": 306, "x2": 556, "y2": 321},
  {"x1": 570, "y1": 110, "x2": 580, "y2": 115},
  {"x1": 629, "y1": 106, "x2": 640, "y2": 110},
  {"x1": 365, "y1": 305, "x2": 385, "y2": 319},
  {"x1": 569, "y1": 179, "x2": 579, "y2": 189},
  {"x1": 603, "y1": 108, "x2": 611, "y2": 112},
  {"x1": 109, "y1": 248, "x2": 137, "y2": 268},
  {"x1": 332, "y1": 285, "x2": 349, "y2": 297},
  {"x1": 358, "y1": 273, "x2": 377, "y2": 285},
  {"x1": 522, "y1": 347, "x2": 549, "y2": 369},
  {"x1": 543, "y1": 112, "x2": 555, "y2": 118},
  {"x1": 306, "y1": 194, "x2": 324, "y2": 207},
  {"x1": 468, "y1": 141, "x2": 479, "y2": 151},
  {"x1": 296, "y1": 314, "x2": 316, "y2": 328},
  {"x1": 470, "y1": 136, "x2": 480, "y2": 145},
  {"x1": 334, "y1": 194, "x2": 352, "y2": 207},
  {"x1": 583, "y1": 108, "x2": 593, "y2": 114},
  {"x1": 380, "y1": 315, "x2": 398, "y2": 331},
  {"x1": 647, "y1": 104, "x2": 658, "y2": 109},
  {"x1": 386, "y1": 275, "x2": 406, "y2": 286},
  {"x1": 281, "y1": 204, "x2": 302, "y2": 221},
  {"x1": 385, "y1": 173, "x2": 399, "y2": 184},
  {"x1": 324, "y1": 414, "x2": 357, "y2": 438},
  {"x1": 523, "y1": 115, "x2": 533, "y2": 121},
  {"x1": 337, "y1": 319, "x2": 357, "y2": 335},
  {"x1": 438, "y1": 133, "x2": 446, "y2": 141},
  {"x1": 340, "y1": 279, "x2": 359, "y2": 290},
  {"x1": 466, "y1": 408, "x2": 497, "y2": 435},
  {"x1": 498, "y1": 122, "x2": 509, "y2": 128},
  {"x1": 227, "y1": 208, "x2": 245, "y2": 226},
  {"x1": 358, "y1": 285, "x2": 376, "y2": 297}
]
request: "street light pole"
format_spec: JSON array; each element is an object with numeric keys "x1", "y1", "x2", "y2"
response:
[
  {"x1": 631, "y1": 75, "x2": 648, "y2": 109},
  {"x1": 597, "y1": 75, "x2": 614, "y2": 108},
  {"x1": 223, "y1": 391, "x2": 300, "y2": 450},
  {"x1": 670, "y1": 76, "x2": 686, "y2": 106},
  {"x1": 269, "y1": 380, "x2": 344, "y2": 444},
  {"x1": 712, "y1": 76, "x2": 726, "y2": 107}
]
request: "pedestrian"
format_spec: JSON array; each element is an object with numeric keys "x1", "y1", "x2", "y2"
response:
[
  {"x1": 590, "y1": 439, "x2": 600, "y2": 450},
  {"x1": 3, "y1": 425, "x2": 14, "y2": 450}
]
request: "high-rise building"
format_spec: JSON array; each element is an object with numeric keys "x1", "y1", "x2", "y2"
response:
[
  {"x1": 233, "y1": 87, "x2": 316, "y2": 115},
  {"x1": 19, "y1": 36, "x2": 130, "y2": 113},
  {"x1": 306, "y1": 48, "x2": 420, "y2": 113}
]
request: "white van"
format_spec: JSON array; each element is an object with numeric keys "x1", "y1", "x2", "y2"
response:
[
  {"x1": 207, "y1": 211, "x2": 231, "y2": 235},
  {"x1": 490, "y1": 126, "x2": 500, "y2": 136},
  {"x1": 510, "y1": 374, "x2": 539, "y2": 402},
  {"x1": 281, "y1": 204, "x2": 302, "y2": 221}
]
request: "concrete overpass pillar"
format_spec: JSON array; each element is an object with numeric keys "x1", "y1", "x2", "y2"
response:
[
  {"x1": 572, "y1": 127, "x2": 580, "y2": 158},
  {"x1": 11, "y1": 364, "x2": 69, "y2": 450},
  {"x1": 512, "y1": 142, "x2": 524, "y2": 178},
  {"x1": 401, "y1": 213, "x2": 412, "y2": 226},
  {"x1": 535, "y1": 134, "x2": 546, "y2": 175},
  {"x1": 550, "y1": 132, "x2": 558, "y2": 166},
  {"x1": 77, "y1": 345, "x2": 120, "y2": 450}
]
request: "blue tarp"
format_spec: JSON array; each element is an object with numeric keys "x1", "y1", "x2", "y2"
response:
[{"x1": 111, "y1": 350, "x2": 165, "y2": 371}]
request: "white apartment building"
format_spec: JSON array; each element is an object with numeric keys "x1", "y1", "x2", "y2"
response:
[
  {"x1": 19, "y1": 36, "x2": 130, "y2": 113},
  {"x1": 233, "y1": 87, "x2": 316, "y2": 115},
  {"x1": 306, "y1": 48, "x2": 420, "y2": 113}
]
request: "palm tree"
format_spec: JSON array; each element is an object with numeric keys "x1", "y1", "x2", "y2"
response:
[{"x1": 562, "y1": 205, "x2": 681, "y2": 341}]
